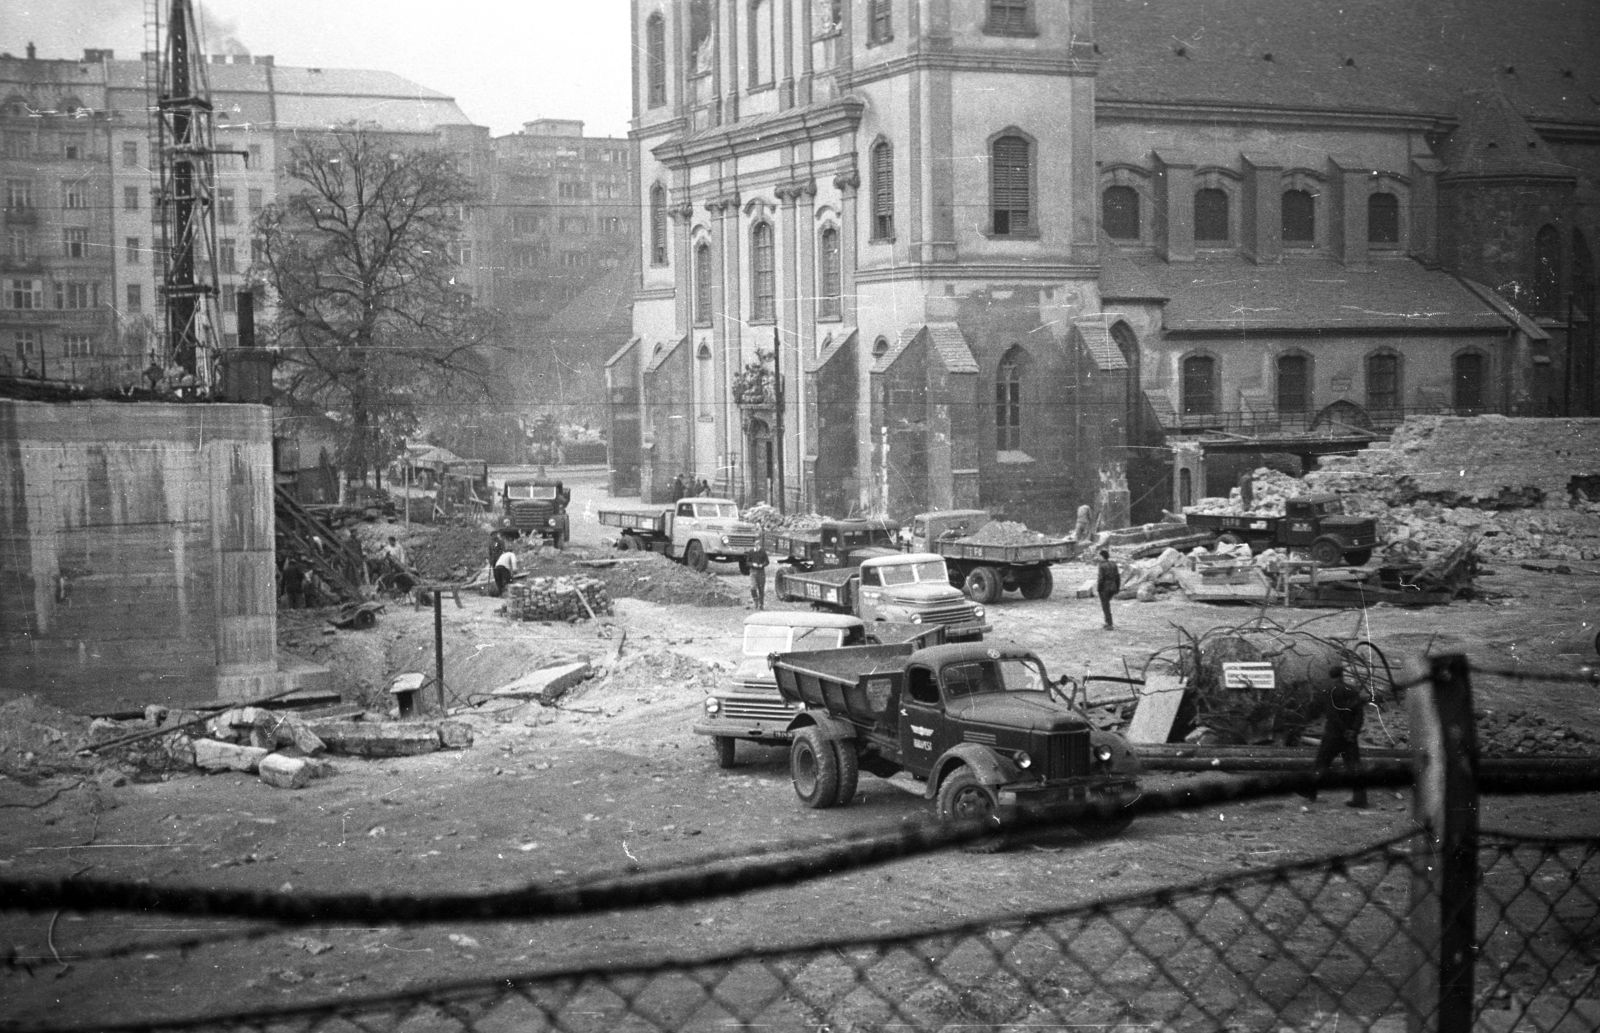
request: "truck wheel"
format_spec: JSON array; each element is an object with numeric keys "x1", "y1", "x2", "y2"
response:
[
  {"x1": 685, "y1": 540, "x2": 709, "y2": 572},
  {"x1": 1217, "y1": 533, "x2": 1243, "y2": 546},
  {"x1": 710, "y1": 735, "x2": 738, "y2": 769},
  {"x1": 616, "y1": 534, "x2": 637, "y2": 552},
  {"x1": 834, "y1": 740, "x2": 860, "y2": 806},
  {"x1": 963, "y1": 566, "x2": 1002, "y2": 605},
  {"x1": 791, "y1": 727, "x2": 839, "y2": 809},
  {"x1": 1018, "y1": 566, "x2": 1054, "y2": 600},
  {"x1": 936, "y1": 768, "x2": 1007, "y2": 852},
  {"x1": 1345, "y1": 549, "x2": 1372, "y2": 566},
  {"x1": 1310, "y1": 539, "x2": 1343, "y2": 567}
]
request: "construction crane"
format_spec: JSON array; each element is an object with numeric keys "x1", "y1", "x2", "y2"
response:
[{"x1": 147, "y1": 0, "x2": 241, "y2": 390}]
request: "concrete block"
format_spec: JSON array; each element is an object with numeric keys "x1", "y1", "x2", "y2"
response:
[
  {"x1": 257, "y1": 753, "x2": 313, "y2": 789},
  {"x1": 437, "y1": 721, "x2": 474, "y2": 750},
  {"x1": 306, "y1": 721, "x2": 440, "y2": 758},
  {"x1": 491, "y1": 661, "x2": 592, "y2": 703},
  {"x1": 193, "y1": 738, "x2": 269, "y2": 772}
]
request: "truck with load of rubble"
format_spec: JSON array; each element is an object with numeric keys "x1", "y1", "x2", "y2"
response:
[
  {"x1": 771, "y1": 518, "x2": 901, "y2": 571},
  {"x1": 1183, "y1": 493, "x2": 1380, "y2": 567},
  {"x1": 694, "y1": 612, "x2": 948, "y2": 768},
  {"x1": 773, "y1": 552, "x2": 990, "y2": 641},
  {"x1": 769, "y1": 640, "x2": 1142, "y2": 837},
  {"x1": 599, "y1": 497, "x2": 759, "y2": 572},
  {"x1": 502, "y1": 478, "x2": 571, "y2": 547},
  {"x1": 907, "y1": 509, "x2": 1078, "y2": 604}
]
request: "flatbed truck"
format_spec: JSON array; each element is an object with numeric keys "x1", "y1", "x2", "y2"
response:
[
  {"x1": 598, "y1": 497, "x2": 759, "y2": 572},
  {"x1": 908, "y1": 510, "x2": 1078, "y2": 604}
]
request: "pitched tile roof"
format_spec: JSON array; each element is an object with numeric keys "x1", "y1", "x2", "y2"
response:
[
  {"x1": 1444, "y1": 91, "x2": 1579, "y2": 181},
  {"x1": 1099, "y1": 235, "x2": 1169, "y2": 302},
  {"x1": 644, "y1": 335, "x2": 689, "y2": 374},
  {"x1": 1130, "y1": 254, "x2": 1514, "y2": 333},
  {"x1": 1072, "y1": 318, "x2": 1127, "y2": 372},
  {"x1": 805, "y1": 327, "x2": 856, "y2": 374},
  {"x1": 926, "y1": 324, "x2": 979, "y2": 374},
  {"x1": 1097, "y1": 0, "x2": 1600, "y2": 127},
  {"x1": 870, "y1": 326, "x2": 923, "y2": 375}
]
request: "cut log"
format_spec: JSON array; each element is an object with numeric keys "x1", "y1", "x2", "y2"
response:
[
  {"x1": 437, "y1": 721, "x2": 474, "y2": 750},
  {"x1": 305, "y1": 722, "x2": 440, "y2": 758},
  {"x1": 491, "y1": 661, "x2": 592, "y2": 704},
  {"x1": 193, "y1": 738, "x2": 270, "y2": 773},
  {"x1": 258, "y1": 753, "x2": 313, "y2": 789}
]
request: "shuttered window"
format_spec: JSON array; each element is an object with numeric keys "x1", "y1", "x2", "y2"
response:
[
  {"x1": 986, "y1": 0, "x2": 1031, "y2": 35},
  {"x1": 870, "y1": 141, "x2": 894, "y2": 240},
  {"x1": 646, "y1": 16, "x2": 667, "y2": 108},
  {"x1": 991, "y1": 135, "x2": 1031, "y2": 236},
  {"x1": 869, "y1": 0, "x2": 892, "y2": 43}
]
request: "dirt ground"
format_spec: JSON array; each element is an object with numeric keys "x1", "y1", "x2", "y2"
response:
[{"x1": 3, "y1": 468, "x2": 1599, "y2": 1027}]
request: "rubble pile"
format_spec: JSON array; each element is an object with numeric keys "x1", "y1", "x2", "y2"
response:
[
  {"x1": 590, "y1": 550, "x2": 739, "y2": 607},
  {"x1": 958, "y1": 520, "x2": 1058, "y2": 547},
  {"x1": 1472, "y1": 708, "x2": 1600, "y2": 757},
  {"x1": 507, "y1": 576, "x2": 615, "y2": 621},
  {"x1": 742, "y1": 504, "x2": 824, "y2": 532},
  {"x1": 407, "y1": 522, "x2": 501, "y2": 581},
  {"x1": 0, "y1": 697, "x2": 96, "y2": 782},
  {"x1": 598, "y1": 647, "x2": 732, "y2": 696},
  {"x1": 1185, "y1": 468, "x2": 1305, "y2": 517}
]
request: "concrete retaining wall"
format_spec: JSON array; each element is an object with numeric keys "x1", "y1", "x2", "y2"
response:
[{"x1": 0, "y1": 400, "x2": 277, "y2": 712}]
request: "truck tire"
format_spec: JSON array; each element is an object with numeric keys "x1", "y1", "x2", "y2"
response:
[
  {"x1": 1217, "y1": 533, "x2": 1243, "y2": 546},
  {"x1": 1018, "y1": 566, "x2": 1054, "y2": 600},
  {"x1": 834, "y1": 740, "x2": 860, "y2": 806},
  {"x1": 963, "y1": 565, "x2": 1002, "y2": 605},
  {"x1": 710, "y1": 735, "x2": 738, "y2": 769},
  {"x1": 936, "y1": 768, "x2": 1007, "y2": 852},
  {"x1": 685, "y1": 540, "x2": 709, "y2": 573},
  {"x1": 791, "y1": 727, "x2": 840, "y2": 809},
  {"x1": 1345, "y1": 549, "x2": 1372, "y2": 567},
  {"x1": 616, "y1": 534, "x2": 637, "y2": 552},
  {"x1": 1310, "y1": 538, "x2": 1344, "y2": 567}
]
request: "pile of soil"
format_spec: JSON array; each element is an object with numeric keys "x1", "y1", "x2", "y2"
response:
[
  {"x1": 1473, "y1": 707, "x2": 1600, "y2": 756},
  {"x1": 586, "y1": 551, "x2": 739, "y2": 607},
  {"x1": 959, "y1": 520, "x2": 1058, "y2": 547},
  {"x1": 0, "y1": 697, "x2": 98, "y2": 783},
  {"x1": 406, "y1": 523, "x2": 501, "y2": 581},
  {"x1": 742, "y1": 505, "x2": 824, "y2": 532}
]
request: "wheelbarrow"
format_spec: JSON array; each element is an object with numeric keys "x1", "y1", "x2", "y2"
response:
[{"x1": 329, "y1": 601, "x2": 385, "y2": 630}]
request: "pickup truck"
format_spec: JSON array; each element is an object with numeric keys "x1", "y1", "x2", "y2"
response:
[
  {"x1": 693, "y1": 612, "x2": 946, "y2": 768},
  {"x1": 598, "y1": 497, "x2": 759, "y2": 572},
  {"x1": 1184, "y1": 493, "x2": 1380, "y2": 567},
  {"x1": 770, "y1": 641, "x2": 1142, "y2": 837},
  {"x1": 502, "y1": 478, "x2": 570, "y2": 547},
  {"x1": 908, "y1": 509, "x2": 1077, "y2": 604},
  {"x1": 774, "y1": 552, "x2": 990, "y2": 641},
  {"x1": 772, "y1": 519, "x2": 900, "y2": 571}
]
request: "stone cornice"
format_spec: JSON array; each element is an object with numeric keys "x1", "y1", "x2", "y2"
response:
[
  {"x1": 652, "y1": 97, "x2": 865, "y2": 168},
  {"x1": 854, "y1": 263, "x2": 1101, "y2": 284},
  {"x1": 704, "y1": 191, "x2": 742, "y2": 215},
  {"x1": 666, "y1": 202, "x2": 696, "y2": 222},
  {"x1": 845, "y1": 46, "x2": 1098, "y2": 89},
  {"x1": 1097, "y1": 98, "x2": 1447, "y2": 134},
  {"x1": 833, "y1": 170, "x2": 861, "y2": 193}
]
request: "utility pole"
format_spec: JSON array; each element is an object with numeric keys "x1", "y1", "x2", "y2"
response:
[{"x1": 773, "y1": 327, "x2": 786, "y2": 515}]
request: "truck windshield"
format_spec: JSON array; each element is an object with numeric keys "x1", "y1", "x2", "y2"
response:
[
  {"x1": 694, "y1": 503, "x2": 739, "y2": 519},
  {"x1": 743, "y1": 625, "x2": 846, "y2": 656},
  {"x1": 506, "y1": 484, "x2": 557, "y2": 500},
  {"x1": 943, "y1": 658, "x2": 1048, "y2": 700},
  {"x1": 877, "y1": 560, "x2": 947, "y2": 586}
]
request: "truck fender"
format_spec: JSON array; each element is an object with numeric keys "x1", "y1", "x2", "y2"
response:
[
  {"x1": 923, "y1": 743, "x2": 1022, "y2": 800},
  {"x1": 1089, "y1": 729, "x2": 1143, "y2": 776},
  {"x1": 785, "y1": 711, "x2": 855, "y2": 742}
]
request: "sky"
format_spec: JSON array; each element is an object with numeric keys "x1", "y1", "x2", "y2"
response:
[{"x1": 3, "y1": 0, "x2": 635, "y2": 138}]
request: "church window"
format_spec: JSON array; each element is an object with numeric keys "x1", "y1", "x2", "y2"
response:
[
  {"x1": 1282, "y1": 189, "x2": 1315, "y2": 244},
  {"x1": 996, "y1": 347, "x2": 1025, "y2": 450},
  {"x1": 1276, "y1": 353, "x2": 1310, "y2": 413},
  {"x1": 649, "y1": 185, "x2": 668, "y2": 266},
  {"x1": 990, "y1": 134, "x2": 1032, "y2": 236},
  {"x1": 818, "y1": 226, "x2": 841, "y2": 319},
  {"x1": 1194, "y1": 188, "x2": 1230, "y2": 243},
  {"x1": 1454, "y1": 352, "x2": 1486, "y2": 412},
  {"x1": 1103, "y1": 186, "x2": 1140, "y2": 240},
  {"x1": 646, "y1": 15, "x2": 667, "y2": 108},
  {"x1": 694, "y1": 242, "x2": 713, "y2": 324},
  {"x1": 1367, "y1": 191, "x2": 1399, "y2": 245},
  {"x1": 1366, "y1": 352, "x2": 1399, "y2": 413},
  {"x1": 1182, "y1": 354, "x2": 1217, "y2": 415},
  {"x1": 751, "y1": 222, "x2": 775, "y2": 322},
  {"x1": 870, "y1": 141, "x2": 894, "y2": 240},
  {"x1": 1533, "y1": 224, "x2": 1561, "y2": 316}
]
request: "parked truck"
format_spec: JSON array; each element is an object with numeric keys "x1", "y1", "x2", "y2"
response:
[
  {"x1": 769, "y1": 641, "x2": 1142, "y2": 837},
  {"x1": 694, "y1": 612, "x2": 946, "y2": 768},
  {"x1": 774, "y1": 552, "x2": 990, "y2": 641},
  {"x1": 772, "y1": 518, "x2": 901, "y2": 572},
  {"x1": 1184, "y1": 493, "x2": 1380, "y2": 567},
  {"x1": 598, "y1": 497, "x2": 759, "y2": 572},
  {"x1": 908, "y1": 509, "x2": 1078, "y2": 604},
  {"x1": 502, "y1": 478, "x2": 571, "y2": 547}
]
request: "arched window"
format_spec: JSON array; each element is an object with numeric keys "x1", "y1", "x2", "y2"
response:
[
  {"x1": 751, "y1": 222, "x2": 775, "y2": 322},
  {"x1": 649, "y1": 185, "x2": 667, "y2": 266},
  {"x1": 872, "y1": 336, "x2": 890, "y2": 358},
  {"x1": 1277, "y1": 353, "x2": 1310, "y2": 413},
  {"x1": 1533, "y1": 224, "x2": 1562, "y2": 316},
  {"x1": 996, "y1": 347, "x2": 1025, "y2": 450},
  {"x1": 646, "y1": 15, "x2": 667, "y2": 109},
  {"x1": 1182, "y1": 354, "x2": 1217, "y2": 415},
  {"x1": 870, "y1": 140, "x2": 894, "y2": 240},
  {"x1": 1366, "y1": 352, "x2": 1400, "y2": 413},
  {"x1": 1282, "y1": 189, "x2": 1315, "y2": 244},
  {"x1": 1194, "y1": 188, "x2": 1230, "y2": 243},
  {"x1": 817, "y1": 226, "x2": 841, "y2": 319},
  {"x1": 1103, "y1": 186, "x2": 1140, "y2": 240},
  {"x1": 749, "y1": 0, "x2": 775, "y2": 86},
  {"x1": 1454, "y1": 352, "x2": 1486, "y2": 412},
  {"x1": 694, "y1": 241, "x2": 713, "y2": 324},
  {"x1": 1367, "y1": 192, "x2": 1399, "y2": 245},
  {"x1": 991, "y1": 134, "x2": 1032, "y2": 236},
  {"x1": 1111, "y1": 320, "x2": 1142, "y2": 440}
]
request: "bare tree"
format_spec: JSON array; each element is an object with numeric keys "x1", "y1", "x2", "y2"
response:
[{"x1": 255, "y1": 125, "x2": 498, "y2": 487}]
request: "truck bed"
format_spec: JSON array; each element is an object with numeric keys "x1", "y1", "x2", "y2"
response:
[
  {"x1": 1184, "y1": 513, "x2": 1279, "y2": 533},
  {"x1": 933, "y1": 537, "x2": 1077, "y2": 564},
  {"x1": 774, "y1": 565, "x2": 857, "y2": 607},
  {"x1": 771, "y1": 644, "x2": 917, "y2": 723},
  {"x1": 597, "y1": 506, "x2": 668, "y2": 532}
]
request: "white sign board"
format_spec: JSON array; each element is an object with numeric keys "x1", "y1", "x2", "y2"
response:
[{"x1": 1223, "y1": 661, "x2": 1276, "y2": 689}]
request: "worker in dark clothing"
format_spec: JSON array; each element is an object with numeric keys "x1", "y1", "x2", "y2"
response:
[
  {"x1": 281, "y1": 557, "x2": 307, "y2": 610},
  {"x1": 671, "y1": 473, "x2": 687, "y2": 501},
  {"x1": 1096, "y1": 549, "x2": 1121, "y2": 630},
  {"x1": 1301, "y1": 665, "x2": 1370, "y2": 808},
  {"x1": 748, "y1": 537, "x2": 770, "y2": 610},
  {"x1": 696, "y1": 478, "x2": 711, "y2": 497},
  {"x1": 1238, "y1": 471, "x2": 1255, "y2": 511}
]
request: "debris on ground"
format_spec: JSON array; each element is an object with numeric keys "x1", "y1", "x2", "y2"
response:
[
  {"x1": 491, "y1": 662, "x2": 594, "y2": 704},
  {"x1": 955, "y1": 520, "x2": 1060, "y2": 547},
  {"x1": 741, "y1": 504, "x2": 825, "y2": 532},
  {"x1": 584, "y1": 550, "x2": 739, "y2": 607},
  {"x1": 506, "y1": 577, "x2": 614, "y2": 621}
]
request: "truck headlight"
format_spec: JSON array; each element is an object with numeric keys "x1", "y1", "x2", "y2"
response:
[
  {"x1": 1014, "y1": 751, "x2": 1032, "y2": 769},
  {"x1": 721, "y1": 535, "x2": 730, "y2": 546},
  {"x1": 1095, "y1": 744, "x2": 1114, "y2": 763},
  {"x1": 972, "y1": 606, "x2": 986, "y2": 619},
  {"x1": 547, "y1": 518, "x2": 556, "y2": 526},
  {"x1": 704, "y1": 698, "x2": 720, "y2": 716},
  {"x1": 909, "y1": 613, "x2": 923, "y2": 623}
]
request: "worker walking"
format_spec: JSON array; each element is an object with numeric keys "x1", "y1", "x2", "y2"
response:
[
  {"x1": 493, "y1": 544, "x2": 518, "y2": 597},
  {"x1": 1301, "y1": 665, "x2": 1370, "y2": 808},
  {"x1": 748, "y1": 536, "x2": 770, "y2": 610},
  {"x1": 1096, "y1": 549, "x2": 1121, "y2": 630}
]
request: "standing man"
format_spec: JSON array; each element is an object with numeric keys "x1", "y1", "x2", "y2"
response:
[
  {"x1": 748, "y1": 535, "x2": 770, "y2": 610},
  {"x1": 382, "y1": 536, "x2": 408, "y2": 569},
  {"x1": 1301, "y1": 665, "x2": 1370, "y2": 808},
  {"x1": 493, "y1": 543, "x2": 519, "y2": 597},
  {"x1": 671, "y1": 473, "x2": 687, "y2": 501},
  {"x1": 1096, "y1": 549, "x2": 1121, "y2": 630},
  {"x1": 281, "y1": 557, "x2": 307, "y2": 610},
  {"x1": 696, "y1": 477, "x2": 712, "y2": 497}
]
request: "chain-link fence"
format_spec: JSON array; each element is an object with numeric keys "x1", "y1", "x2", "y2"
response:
[{"x1": 3, "y1": 659, "x2": 1598, "y2": 1033}]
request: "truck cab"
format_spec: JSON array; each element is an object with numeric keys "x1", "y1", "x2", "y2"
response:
[
  {"x1": 668, "y1": 497, "x2": 759, "y2": 571},
  {"x1": 778, "y1": 519, "x2": 901, "y2": 571},
  {"x1": 907, "y1": 509, "x2": 990, "y2": 553},
  {"x1": 857, "y1": 553, "x2": 988, "y2": 639},
  {"x1": 502, "y1": 479, "x2": 571, "y2": 546},
  {"x1": 1281, "y1": 494, "x2": 1379, "y2": 565}
]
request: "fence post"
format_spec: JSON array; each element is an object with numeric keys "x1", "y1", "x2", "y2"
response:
[{"x1": 1405, "y1": 653, "x2": 1481, "y2": 1033}]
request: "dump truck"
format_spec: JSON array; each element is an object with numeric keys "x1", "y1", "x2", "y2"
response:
[
  {"x1": 502, "y1": 478, "x2": 571, "y2": 547},
  {"x1": 598, "y1": 497, "x2": 759, "y2": 572},
  {"x1": 1184, "y1": 493, "x2": 1380, "y2": 567},
  {"x1": 908, "y1": 509, "x2": 1077, "y2": 604},
  {"x1": 769, "y1": 640, "x2": 1142, "y2": 836},
  {"x1": 774, "y1": 552, "x2": 990, "y2": 641},
  {"x1": 694, "y1": 612, "x2": 946, "y2": 768},
  {"x1": 772, "y1": 519, "x2": 901, "y2": 571}
]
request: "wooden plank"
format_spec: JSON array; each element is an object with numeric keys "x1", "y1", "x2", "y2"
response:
[{"x1": 1124, "y1": 673, "x2": 1187, "y2": 744}]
